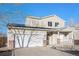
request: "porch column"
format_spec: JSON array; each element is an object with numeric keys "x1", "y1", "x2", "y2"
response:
[
  {"x1": 72, "y1": 32, "x2": 74, "y2": 40},
  {"x1": 57, "y1": 31, "x2": 60, "y2": 44},
  {"x1": 57, "y1": 31, "x2": 60, "y2": 39},
  {"x1": 72, "y1": 31, "x2": 74, "y2": 46}
]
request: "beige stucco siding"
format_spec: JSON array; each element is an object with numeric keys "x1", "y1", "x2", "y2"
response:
[
  {"x1": 73, "y1": 30, "x2": 79, "y2": 40},
  {"x1": 41, "y1": 16, "x2": 65, "y2": 28},
  {"x1": 49, "y1": 32, "x2": 74, "y2": 48},
  {"x1": 25, "y1": 17, "x2": 39, "y2": 27},
  {"x1": 25, "y1": 15, "x2": 65, "y2": 28}
]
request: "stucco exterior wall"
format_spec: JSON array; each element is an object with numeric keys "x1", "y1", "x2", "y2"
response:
[
  {"x1": 73, "y1": 30, "x2": 79, "y2": 40},
  {"x1": 25, "y1": 17, "x2": 39, "y2": 27},
  {"x1": 49, "y1": 32, "x2": 74, "y2": 48},
  {"x1": 41, "y1": 15, "x2": 65, "y2": 28},
  {"x1": 25, "y1": 15, "x2": 65, "y2": 28}
]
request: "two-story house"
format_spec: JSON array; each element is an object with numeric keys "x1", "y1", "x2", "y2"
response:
[{"x1": 7, "y1": 15, "x2": 74, "y2": 49}]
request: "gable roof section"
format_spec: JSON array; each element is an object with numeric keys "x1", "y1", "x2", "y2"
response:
[
  {"x1": 26, "y1": 15, "x2": 65, "y2": 22},
  {"x1": 26, "y1": 16, "x2": 41, "y2": 20}
]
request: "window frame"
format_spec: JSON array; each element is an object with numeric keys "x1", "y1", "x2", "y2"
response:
[
  {"x1": 48, "y1": 21, "x2": 52, "y2": 27},
  {"x1": 55, "y1": 22, "x2": 59, "y2": 27}
]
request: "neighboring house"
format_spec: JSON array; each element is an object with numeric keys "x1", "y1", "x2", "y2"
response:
[
  {"x1": 7, "y1": 15, "x2": 74, "y2": 49},
  {"x1": 71, "y1": 25, "x2": 79, "y2": 45}
]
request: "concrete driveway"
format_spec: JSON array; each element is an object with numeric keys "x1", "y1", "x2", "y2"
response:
[{"x1": 14, "y1": 47, "x2": 74, "y2": 56}]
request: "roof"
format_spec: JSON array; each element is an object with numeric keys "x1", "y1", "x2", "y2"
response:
[
  {"x1": 61, "y1": 28, "x2": 73, "y2": 32},
  {"x1": 8, "y1": 23, "x2": 26, "y2": 27},
  {"x1": 26, "y1": 16, "x2": 41, "y2": 19},
  {"x1": 26, "y1": 15, "x2": 65, "y2": 22},
  {"x1": 8, "y1": 23, "x2": 62, "y2": 29},
  {"x1": 7, "y1": 23, "x2": 71, "y2": 32}
]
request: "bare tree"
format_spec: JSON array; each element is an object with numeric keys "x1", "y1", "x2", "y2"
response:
[
  {"x1": 0, "y1": 10, "x2": 26, "y2": 33},
  {"x1": 66, "y1": 18, "x2": 79, "y2": 27}
]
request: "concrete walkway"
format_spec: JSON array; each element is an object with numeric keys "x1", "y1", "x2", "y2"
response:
[{"x1": 14, "y1": 47, "x2": 74, "y2": 56}]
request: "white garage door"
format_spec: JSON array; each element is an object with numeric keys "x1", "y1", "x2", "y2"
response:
[{"x1": 14, "y1": 33, "x2": 45, "y2": 48}]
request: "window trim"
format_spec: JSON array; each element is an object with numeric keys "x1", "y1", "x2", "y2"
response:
[
  {"x1": 55, "y1": 22, "x2": 59, "y2": 27},
  {"x1": 48, "y1": 21, "x2": 52, "y2": 27}
]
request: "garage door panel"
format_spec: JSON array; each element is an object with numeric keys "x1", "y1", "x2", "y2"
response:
[
  {"x1": 15, "y1": 35, "x2": 22, "y2": 48},
  {"x1": 15, "y1": 37, "x2": 20, "y2": 48},
  {"x1": 23, "y1": 35, "x2": 30, "y2": 47},
  {"x1": 28, "y1": 35, "x2": 43, "y2": 47},
  {"x1": 14, "y1": 33, "x2": 45, "y2": 48}
]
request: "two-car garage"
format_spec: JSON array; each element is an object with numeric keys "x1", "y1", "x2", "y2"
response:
[
  {"x1": 14, "y1": 31, "x2": 47, "y2": 48},
  {"x1": 7, "y1": 25, "x2": 47, "y2": 49}
]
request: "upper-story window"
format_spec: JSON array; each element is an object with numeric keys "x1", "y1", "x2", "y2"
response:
[
  {"x1": 48, "y1": 22, "x2": 52, "y2": 27},
  {"x1": 55, "y1": 22, "x2": 59, "y2": 27}
]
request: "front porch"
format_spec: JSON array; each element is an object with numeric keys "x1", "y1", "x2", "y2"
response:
[{"x1": 47, "y1": 30, "x2": 74, "y2": 49}]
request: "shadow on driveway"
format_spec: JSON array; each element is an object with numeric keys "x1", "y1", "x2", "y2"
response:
[
  {"x1": 62, "y1": 50, "x2": 79, "y2": 56},
  {"x1": 0, "y1": 50, "x2": 12, "y2": 56},
  {"x1": 51, "y1": 47, "x2": 79, "y2": 56}
]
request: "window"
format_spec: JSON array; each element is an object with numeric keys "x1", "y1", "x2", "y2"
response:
[
  {"x1": 48, "y1": 22, "x2": 52, "y2": 27},
  {"x1": 55, "y1": 22, "x2": 59, "y2": 27}
]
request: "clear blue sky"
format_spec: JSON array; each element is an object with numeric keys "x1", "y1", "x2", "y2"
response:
[{"x1": 0, "y1": 3, "x2": 79, "y2": 34}]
